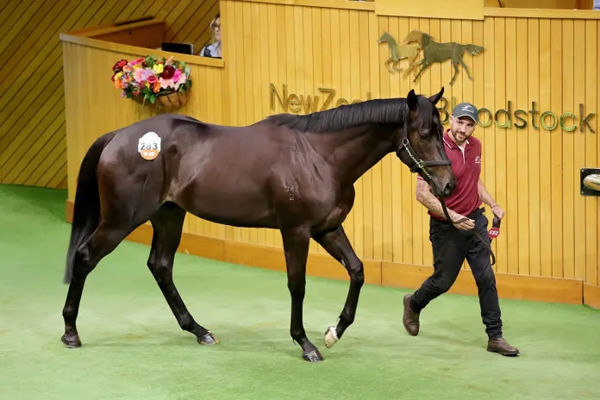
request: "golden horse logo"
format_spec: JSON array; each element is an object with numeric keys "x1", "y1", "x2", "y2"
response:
[{"x1": 379, "y1": 30, "x2": 484, "y2": 86}]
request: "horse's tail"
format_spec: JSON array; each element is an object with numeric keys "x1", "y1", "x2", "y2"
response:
[{"x1": 64, "y1": 132, "x2": 116, "y2": 284}]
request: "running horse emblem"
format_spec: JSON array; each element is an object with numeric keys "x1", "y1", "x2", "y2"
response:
[
  {"x1": 61, "y1": 89, "x2": 456, "y2": 362},
  {"x1": 404, "y1": 30, "x2": 484, "y2": 85},
  {"x1": 377, "y1": 32, "x2": 419, "y2": 76}
]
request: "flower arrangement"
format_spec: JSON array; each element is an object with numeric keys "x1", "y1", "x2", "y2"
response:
[{"x1": 111, "y1": 55, "x2": 192, "y2": 106}]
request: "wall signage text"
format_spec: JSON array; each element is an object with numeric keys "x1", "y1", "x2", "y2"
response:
[{"x1": 269, "y1": 83, "x2": 596, "y2": 133}]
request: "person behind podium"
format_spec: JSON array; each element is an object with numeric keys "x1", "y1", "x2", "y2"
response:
[{"x1": 200, "y1": 14, "x2": 221, "y2": 58}]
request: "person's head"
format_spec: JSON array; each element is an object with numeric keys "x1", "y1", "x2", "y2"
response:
[
  {"x1": 210, "y1": 14, "x2": 221, "y2": 43},
  {"x1": 449, "y1": 102, "x2": 478, "y2": 146}
]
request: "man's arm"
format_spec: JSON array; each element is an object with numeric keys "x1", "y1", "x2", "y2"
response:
[
  {"x1": 416, "y1": 179, "x2": 474, "y2": 230},
  {"x1": 477, "y1": 180, "x2": 505, "y2": 219}
]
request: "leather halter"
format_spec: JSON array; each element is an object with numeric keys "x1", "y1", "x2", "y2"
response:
[{"x1": 395, "y1": 105, "x2": 451, "y2": 180}]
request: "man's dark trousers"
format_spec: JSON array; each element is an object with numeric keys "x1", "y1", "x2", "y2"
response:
[{"x1": 410, "y1": 208, "x2": 503, "y2": 339}]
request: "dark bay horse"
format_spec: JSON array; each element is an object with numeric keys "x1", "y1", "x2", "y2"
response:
[{"x1": 62, "y1": 88, "x2": 456, "y2": 362}]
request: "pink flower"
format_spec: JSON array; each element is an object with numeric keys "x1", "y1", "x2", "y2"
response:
[
  {"x1": 159, "y1": 77, "x2": 175, "y2": 90},
  {"x1": 147, "y1": 75, "x2": 158, "y2": 84},
  {"x1": 172, "y1": 70, "x2": 182, "y2": 84},
  {"x1": 133, "y1": 68, "x2": 152, "y2": 83}
]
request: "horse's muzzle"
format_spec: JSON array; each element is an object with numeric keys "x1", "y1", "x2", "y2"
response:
[{"x1": 439, "y1": 180, "x2": 456, "y2": 198}]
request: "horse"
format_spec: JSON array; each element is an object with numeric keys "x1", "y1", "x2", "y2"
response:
[
  {"x1": 377, "y1": 32, "x2": 419, "y2": 76},
  {"x1": 404, "y1": 30, "x2": 484, "y2": 85},
  {"x1": 61, "y1": 88, "x2": 456, "y2": 362}
]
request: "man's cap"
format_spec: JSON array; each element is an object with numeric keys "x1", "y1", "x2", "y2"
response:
[{"x1": 452, "y1": 102, "x2": 478, "y2": 123}]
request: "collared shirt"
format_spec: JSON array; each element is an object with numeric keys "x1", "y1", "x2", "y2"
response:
[
  {"x1": 419, "y1": 129, "x2": 482, "y2": 219},
  {"x1": 201, "y1": 41, "x2": 222, "y2": 58}
]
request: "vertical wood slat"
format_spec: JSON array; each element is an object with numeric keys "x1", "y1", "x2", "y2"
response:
[
  {"x1": 562, "y1": 19, "x2": 575, "y2": 280},
  {"x1": 573, "y1": 20, "x2": 586, "y2": 282},
  {"x1": 539, "y1": 19, "x2": 553, "y2": 278},
  {"x1": 550, "y1": 19, "x2": 564, "y2": 278},
  {"x1": 527, "y1": 18, "x2": 541, "y2": 277},
  {"x1": 515, "y1": 18, "x2": 530, "y2": 275},
  {"x1": 504, "y1": 17, "x2": 519, "y2": 275}
]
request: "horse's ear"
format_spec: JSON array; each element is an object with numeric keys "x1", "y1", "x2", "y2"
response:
[
  {"x1": 428, "y1": 87, "x2": 444, "y2": 105},
  {"x1": 407, "y1": 89, "x2": 418, "y2": 110}
]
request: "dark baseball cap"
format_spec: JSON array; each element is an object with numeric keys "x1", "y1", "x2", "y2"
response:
[{"x1": 452, "y1": 102, "x2": 479, "y2": 123}]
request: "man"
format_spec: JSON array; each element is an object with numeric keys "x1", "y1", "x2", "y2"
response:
[{"x1": 403, "y1": 102, "x2": 519, "y2": 357}]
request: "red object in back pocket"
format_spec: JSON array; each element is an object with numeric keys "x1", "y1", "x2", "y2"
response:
[{"x1": 488, "y1": 216, "x2": 501, "y2": 240}]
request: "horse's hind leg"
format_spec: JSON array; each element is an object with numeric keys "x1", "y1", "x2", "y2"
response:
[
  {"x1": 459, "y1": 59, "x2": 474, "y2": 80},
  {"x1": 312, "y1": 227, "x2": 364, "y2": 349},
  {"x1": 450, "y1": 62, "x2": 460, "y2": 85},
  {"x1": 147, "y1": 203, "x2": 216, "y2": 345},
  {"x1": 281, "y1": 227, "x2": 322, "y2": 361},
  {"x1": 62, "y1": 225, "x2": 132, "y2": 347}
]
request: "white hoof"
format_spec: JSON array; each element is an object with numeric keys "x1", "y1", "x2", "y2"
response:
[{"x1": 324, "y1": 326, "x2": 339, "y2": 348}]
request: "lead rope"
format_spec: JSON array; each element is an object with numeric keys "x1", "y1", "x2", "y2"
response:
[{"x1": 439, "y1": 198, "x2": 497, "y2": 266}]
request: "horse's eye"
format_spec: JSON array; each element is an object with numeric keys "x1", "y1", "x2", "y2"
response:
[{"x1": 420, "y1": 128, "x2": 431, "y2": 137}]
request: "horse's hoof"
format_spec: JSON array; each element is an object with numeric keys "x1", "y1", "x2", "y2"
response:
[
  {"x1": 197, "y1": 331, "x2": 219, "y2": 345},
  {"x1": 324, "y1": 326, "x2": 339, "y2": 348},
  {"x1": 61, "y1": 334, "x2": 81, "y2": 348},
  {"x1": 302, "y1": 349, "x2": 324, "y2": 362}
]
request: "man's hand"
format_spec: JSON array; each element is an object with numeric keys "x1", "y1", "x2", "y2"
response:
[
  {"x1": 491, "y1": 204, "x2": 505, "y2": 220},
  {"x1": 450, "y1": 211, "x2": 475, "y2": 230}
]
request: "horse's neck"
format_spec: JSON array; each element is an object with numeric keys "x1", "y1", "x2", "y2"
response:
[
  {"x1": 321, "y1": 124, "x2": 396, "y2": 184},
  {"x1": 422, "y1": 35, "x2": 433, "y2": 48}
]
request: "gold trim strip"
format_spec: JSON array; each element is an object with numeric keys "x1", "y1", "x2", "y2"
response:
[
  {"x1": 484, "y1": 7, "x2": 600, "y2": 19},
  {"x1": 59, "y1": 33, "x2": 225, "y2": 68}
]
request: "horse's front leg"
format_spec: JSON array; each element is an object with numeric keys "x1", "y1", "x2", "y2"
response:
[
  {"x1": 413, "y1": 61, "x2": 430, "y2": 82},
  {"x1": 313, "y1": 226, "x2": 364, "y2": 349},
  {"x1": 384, "y1": 58, "x2": 395, "y2": 73},
  {"x1": 280, "y1": 226, "x2": 322, "y2": 362}
]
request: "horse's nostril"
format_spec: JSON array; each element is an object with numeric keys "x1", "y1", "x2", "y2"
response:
[{"x1": 443, "y1": 182, "x2": 456, "y2": 197}]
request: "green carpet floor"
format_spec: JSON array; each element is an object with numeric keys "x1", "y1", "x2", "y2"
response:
[{"x1": 1, "y1": 184, "x2": 599, "y2": 400}]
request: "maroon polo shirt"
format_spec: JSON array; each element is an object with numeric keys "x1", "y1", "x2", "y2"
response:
[{"x1": 418, "y1": 129, "x2": 482, "y2": 220}]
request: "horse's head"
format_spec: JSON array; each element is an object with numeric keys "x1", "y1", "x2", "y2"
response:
[
  {"x1": 377, "y1": 32, "x2": 393, "y2": 44},
  {"x1": 404, "y1": 30, "x2": 431, "y2": 47},
  {"x1": 395, "y1": 88, "x2": 456, "y2": 198},
  {"x1": 465, "y1": 44, "x2": 484, "y2": 55}
]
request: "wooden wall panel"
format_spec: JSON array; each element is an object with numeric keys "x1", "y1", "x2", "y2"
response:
[
  {"x1": 213, "y1": 1, "x2": 600, "y2": 290},
  {"x1": 0, "y1": 0, "x2": 218, "y2": 188},
  {"x1": 59, "y1": 1, "x2": 600, "y2": 304}
]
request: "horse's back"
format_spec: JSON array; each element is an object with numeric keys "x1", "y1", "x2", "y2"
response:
[{"x1": 95, "y1": 115, "x2": 301, "y2": 228}]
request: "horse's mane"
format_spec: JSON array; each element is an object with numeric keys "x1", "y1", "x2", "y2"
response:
[{"x1": 266, "y1": 98, "x2": 407, "y2": 133}]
